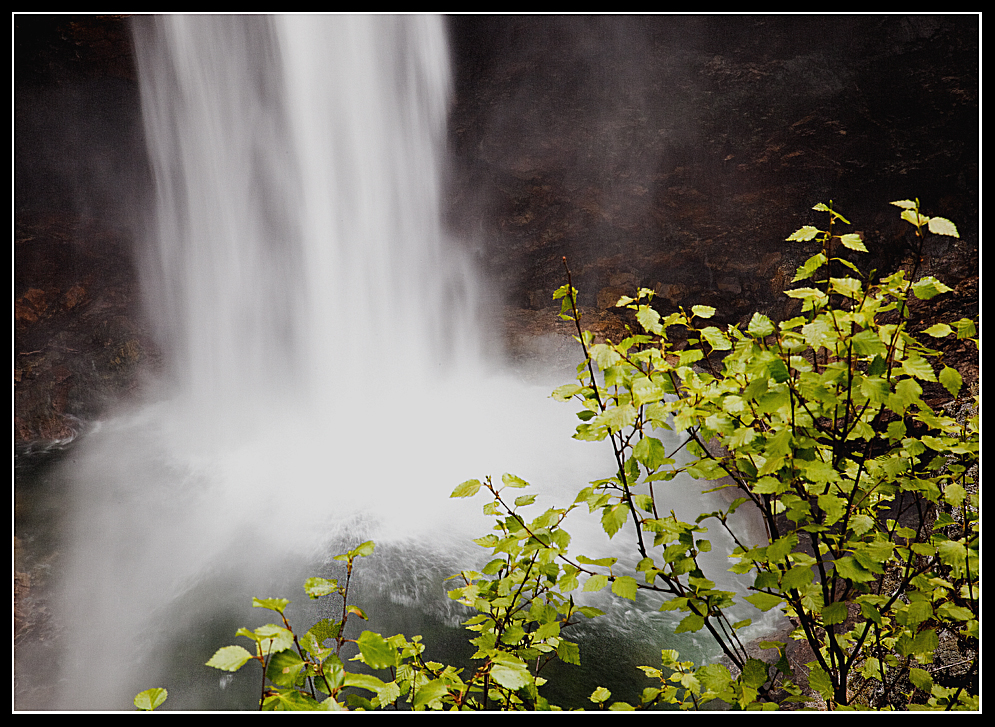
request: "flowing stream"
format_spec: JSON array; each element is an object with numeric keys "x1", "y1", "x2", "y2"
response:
[{"x1": 21, "y1": 15, "x2": 774, "y2": 710}]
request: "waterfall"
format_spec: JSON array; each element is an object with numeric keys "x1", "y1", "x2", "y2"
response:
[
  {"x1": 135, "y1": 15, "x2": 481, "y2": 435},
  {"x1": 34, "y1": 15, "x2": 769, "y2": 710},
  {"x1": 125, "y1": 15, "x2": 521, "y2": 545},
  {"x1": 42, "y1": 15, "x2": 607, "y2": 709}
]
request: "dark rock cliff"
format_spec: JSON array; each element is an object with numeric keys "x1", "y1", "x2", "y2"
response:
[{"x1": 14, "y1": 14, "x2": 978, "y2": 442}]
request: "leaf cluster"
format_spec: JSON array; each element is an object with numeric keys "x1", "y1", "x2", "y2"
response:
[{"x1": 539, "y1": 199, "x2": 977, "y2": 710}]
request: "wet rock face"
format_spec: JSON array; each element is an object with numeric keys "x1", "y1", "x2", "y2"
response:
[
  {"x1": 446, "y1": 15, "x2": 978, "y2": 335},
  {"x1": 15, "y1": 16, "x2": 154, "y2": 443},
  {"x1": 14, "y1": 215, "x2": 157, "y2": 443},
  {"x1": 14, "y1": 15, "x2": 978, "y2": 442}
]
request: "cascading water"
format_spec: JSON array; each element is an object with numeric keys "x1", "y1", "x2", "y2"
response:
[
  {"x1": 27, "y1": 15, "x2": 773, "y2": 711},
  {"x1": 135, "y1": 15, "x2": 481, "y2": 428}
]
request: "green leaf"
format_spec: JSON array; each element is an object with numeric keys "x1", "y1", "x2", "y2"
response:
[
  {"x1": 632, "y1": 376, "x2": 667, "y2": 407},
  {"x1": 936, "y1": 602, "x2": 975, "y2": 621},
  {"x1": 852, "y1": 540, "x2": 894, "y2": 572},
  {"x1": 692, "y1": 304, "x2": 716, "y2": 319},
  {"x1": 839, "y1": 233, "x2": 867, "y2": 252},
  {"x1": 939, "y1": 366, "x2": 963, "y2": 397},
  {"x1": 903, "y1": 601, "x2": 934, "y2": 628},
  {"x1": 802, "y1": 316, "x2": 835, "y2": 350},
  {"x1": 923, "y1": 323, "x2": 953, "y2": 338},
  {"x1": 897, "y1": 628, "x2": 939, "y2": 657},
  {"x1": 552, "y1": 283, "x2": 574, "y2": 300},
  {"x1": 574, "y1": 420, "x2": 609, "y2": 442},
  {"x1": 596, "y1": 403, "x2": 637, "y2": 434},
  {"x1": 927, "y1": 217, "x2": 959, "y2": 237},
  {"x1": 793, "y1": 253, "x2": 827, "y2": 282},
  {"x1": 254, "y1": 624, "x2": 294, "y2": 654},
  {"x1": 859, "y1": 601, "x2": 883, "y2": 625},
  {"x1": 850, "y1": 329, "x2": 888, "y2": 357},
  {"x1": 753, "y1": 476, "x2": 788, "y2": 495},
  {"x1": 413, "y1": 679, "x2": 451, "y2": 710},
  {"x1": 345, "y1": 605, "x2": 369, "y2": 621},
  {"x1": 936, "y1": 540, "x2": 967, "y2": 572},
  {"x1": 909, "y1": 667, "x2": 934, "y2": 691},
  {"x1": 348, "y1": 541, "x2": 376, "y2": 559},
  {"x1": 943, "y1": 482, "x2": 967, "y2": 508},
  {"x1": 782, "y1": 565, "x2": 814, "y2": 590},
  {"x1": 766, "y1": 534, "x2": 798, "y2": 563},
  {"x1": 590, "y1": 343, "x2": 622, "y2": 369},
  {"x1": 356, "y1": 631, "x2": 396, "y2": 670},
  {"x1": 612, "y1": 575, "x2": 639, "y2": 601},
  {"x1": 901, "y1": 209, "x2": 929, "y2": 227},
  {"x1": 818, "y1": 494, "x2": 846, "y2": 526},
  {"x1": 807, "y1": 664, "x2": 834, "y2": 701},
  {"x1": 134, "y1": 688, "x2": 168, "y2": 711},
  {"x1": 590, "y1": 686, "x2": 612, "y2": 704},
  {"x1": 741, "y1": 658, "x2": 770, "y2": 689},
  {"x1": 608, "y1": 701, "x2": 636, "y2": 711},
  {"x1": 451, "y1": 479, "x2": 482, "y2": 498},
  {"x1": 911, "y1": 277, "x2": 953, "y2": 300},
  {"x1": 822, "y1": 601, "x2": 848, "y2": 625},
  {"x1": 501, "y1": 623, "x2": 526, "y2": 646},
  {"x1": 745, "y1": 592, "x2": 783, "y2": 612},
  {"x1": 577, "y1": 554, "x2": 618, "y2": 568},
  {"x1": 557, "y1": 639, "x2": 581, "y2": 665},
  {"x1": 303, "y1": 618, "x2": 341, "y2": 651},
  {"x1": 490, "y1": 661, "x2": 532, "y2": 690},
  {"x1": 263, "y1": 690, "x2": 325, "y2": 711},
  {"x1": 266, "y1": 649, "x2": 306, "y2": 687},
  {"x1": 343, "y1": 693, "x2": 374, "y2": 711},
  {"x1": 253, "y1": 597, "x2": 290, "y2": 614},
  {"x1": 502, "y1": 473, "x2": 530, "y2": 489},
  {"x1": 860, "y1": 375, "x2": 890, "y2": 404},
  {"x1": 304, "y1": 577, "x2": 338, "y2": 599},
  {"x1": 748, "y1": 313, "x2": 775, "y2": 338},
  {"x1": 343, "y1": 672, "x2": 387, "y2": 694},
  {"x1": 701, "y1": 326, "x2": 732, "y2": 350},
  {"x1": 584, "y1": 574, "x2": 610, "y2": 592},
  {"x1": 891, "y1": 378, "x2": 923, "y2": 413},
  {"x1": 902, "y1": 355, "x2": 937, "y2": 381},
  {"x1": 675, "y1": 612, "x2": 705, "y2": 633},
  {"x1": 678, "y1": 348, "x2": 704, "y2": 367},
  {"x1": 786, "y1": 226, "x2": 821, "y2": 242},
  {"x1": 632, "y1": 436, "x2": 670, "y2": 470},
  {"x1": 600, "y1": 502, "x2": 630, "y2": 539},
  {"x1": 830, "y1": 276, "x2": 862, "y2": 298},
  {"x1": 832, "y1": 556, "x2": 876, "y2": 583},
  {"x1": 636, "y1": 306, "x2": 664, "y2": 334},
  {"x1": 953, "y1": 318, "x2": 977, "y2": 339},
  {"x1": 206, "y1": 645, "x2": 254, "y2": 672},
  {"x1": 697, "y1": 663, "x2": 733, "y2": 693}
]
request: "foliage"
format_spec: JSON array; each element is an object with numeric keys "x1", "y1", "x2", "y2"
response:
[
  {"x1": 541, "y1": 198, "x2": 977, "y2": 709},
  {"x1": 188, "y1": 530, "x2": 603, "y2": 711},
  {"x1": 134, "y1": 687, "x2": 168, "y2": 711},
  {"x1": 138, "y1": 198, "x2": 977, "y2": 711}
]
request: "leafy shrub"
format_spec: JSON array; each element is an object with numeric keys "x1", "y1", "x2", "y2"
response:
[
  {"x1": 139, "y1": 199, "x2": 977, "y2": 710},
  {"x1": 195, "y1": 533, "x2": 602, "y2": 711},
  {"x1": 541, "y1": 198, "x2": 978, "y2": 709}
]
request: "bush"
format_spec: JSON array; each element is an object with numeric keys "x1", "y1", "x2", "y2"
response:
[{"x1": 140, "y1": 199, "x2": 978, "y2": 710}]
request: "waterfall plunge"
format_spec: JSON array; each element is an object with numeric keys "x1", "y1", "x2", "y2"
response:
[
  {"x1": 40, "y1": 16, "x2": 769, "y2": 710},
  {"x1": 124, "y1": 14, "x2": 515, "y2": 543},
  {"x1": 47, "y1": 16, "x2": 614, "y2": 709},
  {"x1": 136, "y1": 16, "x2": 480, "y2": 423}
]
